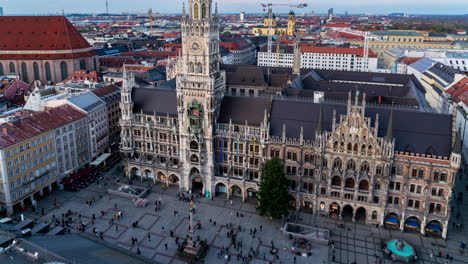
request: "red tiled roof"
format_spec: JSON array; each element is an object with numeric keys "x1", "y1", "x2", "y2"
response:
[
  {"x1": 0, "y1": 16, "x2": 96, "y2": 60},
  {"x1": 220, "y1": 39, "x2": 251, "y2": 51},
  {"x1": 0, "y1": 105, "x2": 87, "y2": 149},
  {"x1": 300, "y1": 45, "x2": 376, "y2": 57},
  {"x1": 446, "y1": 77, "x2": 468, "y2": 104},
  {"x1": 323, "y1": 24, "x2": 351, "y2": 28},
  {"x1": 92, "y1": 84, "x2": 120, "y2": 99},
  {"x1": 64, "y1": 70, "x2": 101, "y2": 83},
  {"x1": 397, "y1": 56, "x2": 422, "y2": 65},
  {"x1": 121, "y1": 65, "x2": 154, "y2": 71},
  {"x1": 1, "y1": 78, "x2": 30, "y2": 101}
]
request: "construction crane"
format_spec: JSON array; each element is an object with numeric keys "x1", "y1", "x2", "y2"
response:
[
  {"x1": 148, "y1": 8, "x2": 160, "y2": 35},
  {"x1": 260, "y1": 3, "x2": 308, "y2": 55},
  {"x1": 330, "y1": 28, "x2": 384, "y2": 71}
]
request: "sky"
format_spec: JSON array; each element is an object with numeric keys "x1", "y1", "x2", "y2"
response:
[{"x1": 0, "y1": 0, "x2": 467, "y2": 15}]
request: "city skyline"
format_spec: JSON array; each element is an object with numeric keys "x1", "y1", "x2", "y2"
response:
[{"x1": 1, "y1": 0, "x2": 468, "y2": 15}]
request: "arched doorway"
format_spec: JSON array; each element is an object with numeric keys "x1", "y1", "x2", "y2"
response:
[
  {"x1": 157, "y1": 172, "x2": 166, "y2": 182},
  {"x1": 215, "y1": 182, "x2": 227, "y2": 198},
  {"x1": 144, "y1": 169, "x2": 154, "y2": 180},
  {"x1": 342, "y1": 205, "x2": 354, "y2": 221},
  {"x1": 168, "y1": 174, "x2": 179, "y2": 186},
  {"x1": 230, "y1": 185, "x2": 243, "y2": 199},
  {"x1": 300, "y1": 200, "x2": 313, "y2": 214},
  {"x1": 355, "y1": 207, "x2": 367, "y2": 223},
  {"x1": 384, "y1": 213, "x2": 400, "y2": 229},
  {"x1": 190, "y1": 168, "x2": 203, "y2": 194},
  {"x1": 129, "y1": 167, "x2": 140, "y2": 179},
  {"x1": 246, "y1": 188, "x2": 258, "y2": 204},
  {"x1": 329, "y1": 202, "x2": 340, "y2": 217},
  {"x1": 425, "y1": 220, "x2": 443, "y2": 237},
  {"x1": 404, "y1": 216, "x2": 421, "y2": 232}
]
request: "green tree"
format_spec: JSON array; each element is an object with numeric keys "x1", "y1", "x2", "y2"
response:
[{"x1": 257, "y1": 157, "x2": 290, "y2": 219}]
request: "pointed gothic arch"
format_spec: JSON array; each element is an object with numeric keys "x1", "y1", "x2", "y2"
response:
[
  {"x1": 45, "y1": 62, "x2": 52, "y2": 81},
  {"x1": 197, "y1": 62, "x2": 203, "y2": 73},
  {"x1": 346, "y1": 159, "x2": 356, "y2": 171},
  {"x1": 201, "y1": 3, "x2": 207, "y2": 19},
  {"x1": 332, "y1": 158, "x2": 342, "y2": 170},
  {"x1": 193, "y1": 3, "x2": 199, "y2": 19},
  {"x1": 189, "y1": 62, "x2": 194, "y2": 73}
]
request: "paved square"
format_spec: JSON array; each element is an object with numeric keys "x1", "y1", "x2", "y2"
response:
[{"x1": 13, "y1": 164, "x2": 468, "y2": 264}]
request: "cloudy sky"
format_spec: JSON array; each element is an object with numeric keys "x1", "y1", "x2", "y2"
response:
[{"x1": 1, "y1": 0, "x2": 467, "y2": 15}]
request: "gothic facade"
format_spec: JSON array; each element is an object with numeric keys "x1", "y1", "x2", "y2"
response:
[{"x1": 120, "y1": 0, "x2": 461, "y2": 239}]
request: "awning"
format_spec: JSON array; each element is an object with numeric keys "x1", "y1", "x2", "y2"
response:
[
  {"x1": 426, "y1": 223, "x2": 442, "y2": 232},
  {"x1": 405, "y1": 219, "x2": 420, "y2": 228},
  {"x1": 385, "y1": 215, "x2": 399, "y2": 224},
  {"x1": 90, "y1": 153, "x2": 111, "y2": 166}
]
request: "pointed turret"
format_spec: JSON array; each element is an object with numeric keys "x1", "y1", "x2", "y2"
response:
[
  {"x1": 453, "y1": 127, "x2": 462, "y2": 154},
  {"x1": 316, "y1": 103, "x2": 324, "y2": 134},
  {"x1": 385, "y1": 111, "x2": 393, "y2": 142}
]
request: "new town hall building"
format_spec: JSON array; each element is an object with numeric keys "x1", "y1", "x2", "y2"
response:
[{"x1": 120, "y1": 0, "x2": 462, "y2": 239}]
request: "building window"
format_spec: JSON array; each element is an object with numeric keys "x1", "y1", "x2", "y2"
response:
[
  {"x1": 33, "y1": 62, "x2": 40, "y2": 80},
  {"x1": 21, "y1": 62, "x2": 28, "y2": 83},
  {"x1": 9, "y1": 62, "x2": 15, "y2": 73},
  {"x1": 0, "y1": 62, "x2": 3, "y2": 75},
  {"x1": 79, "y1": 59, "x2": 86, "y2": 70},
  {"x1": 60, "y1": 61, "x2": 68, "y2": 81}
]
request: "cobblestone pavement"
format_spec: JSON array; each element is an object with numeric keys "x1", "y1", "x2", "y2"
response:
[{"x1": 14, "y1": 165, "x2": 468, "y2": 264}]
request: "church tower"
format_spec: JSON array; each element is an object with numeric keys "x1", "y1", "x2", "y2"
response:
[
  {"x1": 176, "y1": 0, "x2": 225, "y2": 196},
  {"x1": 287, "y1": 10, "x2": 296, "y2": 35}
]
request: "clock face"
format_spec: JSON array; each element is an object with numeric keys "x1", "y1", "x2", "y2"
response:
[{"x1": 190, "y1": 41, "x2": 201, "y2": 52}]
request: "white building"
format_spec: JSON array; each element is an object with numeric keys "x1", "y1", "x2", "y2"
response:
[
  {"x1": 385, "y1": 47, "x2": 468, "y2": 73},
  {"x1": 258, "y1": 44, "x2": 378, "y2": 72},
  {"x1": 67, "y1": 93, "x2": 108, "y2": 159},
  {"x1": 54, "y1": 109, "x2": 90, "y2": 178}
]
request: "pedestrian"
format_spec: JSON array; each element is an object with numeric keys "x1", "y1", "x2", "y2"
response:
[
  {"x1": 148, "y1": 233, "x2": 151, "y2": 241},
  {"x1": 136, "y1": 247, "x2": 141, "y2": 255},
  {"x1": 294, "y1": 256, "x2": 296, "y2": 264},
  {"x1": 165, "y1": 243, "x2": 168, "y2": 250},
  {"x1": 115, "y1": 225, "x2": 118, "y2": 231},
  {"x1": 115, "y1": 203, "x2": 117, "y2": 209}
]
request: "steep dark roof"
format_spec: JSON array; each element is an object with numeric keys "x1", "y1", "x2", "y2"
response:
[
  {"x1": 269, "y1": 99, "x2": 453, "y2": 156},
  {"x1": 132, "y1": 88, "x2": 177, "y2": 117},
  {"x1": 218, "y1": 96, "x2": 271, "y2": 126}
]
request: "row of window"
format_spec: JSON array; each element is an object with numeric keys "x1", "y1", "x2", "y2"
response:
[{"x1": 6, "y1": 135, "x2": 52, "y2": 158}]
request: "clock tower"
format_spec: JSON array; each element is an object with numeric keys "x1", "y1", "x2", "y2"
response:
[{"x1": 176, "y1": 0, "x2": 225, "y2": 196}]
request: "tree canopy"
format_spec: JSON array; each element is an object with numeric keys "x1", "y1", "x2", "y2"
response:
[{"x1": 257, "y1": 157, "x2": 291, "y2": 219}]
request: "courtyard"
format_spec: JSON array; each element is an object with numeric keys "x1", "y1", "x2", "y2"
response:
[{"x1": 11, "y1": 163, "x2": 468, "y2": 264}]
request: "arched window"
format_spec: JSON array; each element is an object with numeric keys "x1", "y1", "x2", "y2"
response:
[
  {"x1": 9, "y1": 62, "x2": 15, "y2": 73},
  {"x1": 333, "y1": 141, "x2": 338, "y2": 150},
  {"x1": 332, "y1": 158, "x2": 342, "y2": 170},
  {"x1": 45, "y1": 62, "x2": 52, "y2": 81},
  {"x1": 347, "y1": 143, "x2": 352, "y2": 151},
  {"x1": 21, "y1": 62, "x2": 28, "y2": 83},
  {"x1": 189, "y1": 62, "x2": 194, "y2": 73},
  {"x1": 345, "y1": 178, "x2": 355, "y2": 188},
  {"x1": 197, "y1": 63, "x2": 203, "y2": 73},
  {"x1": 60, "y1": 61, "x2": 68, "y2": 81},
  {"x1": 0, "y1": 63, "x2": 3, "y2": 75},
  {"x1": 347, "y1": 160, "x2": 356, "y2": 171},
  {"x1": 360, "y1": 162, "x2": 369, "y2": 173},
  {"x1": 372, "y1": 211, "x2": 377, "y2": 220},
  {"x1": 361, "y1": 144, "x2": 366, "y2": 154},
  {"x1": 193, "y1": 3, "x2": 199, "y2": 19},
  {"x1": 374, "y1": 181, "x2": 381, "y2": 190},
  {"x1": 79, "y1": 59, "x2": 86, "y2": 70},
  {"x1": 33, "y1": 62, "x2": 40, "y2": 80},
  {"x1": 201, "y1": 3, "x2": 206, "y2": 19},
  {"x1": 353, "y1": 144, "x2": 358, "y2": 152}
]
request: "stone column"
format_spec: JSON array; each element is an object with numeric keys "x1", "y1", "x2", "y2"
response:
[
  {"x1": 399, "y1": 213, "x2": 405, "y2": 232},
  {"x1": 48, "y1": 184, "x2": 52, "y2": 192},
  {"x1": 420, "y1": 216, "x2": 427, "y2": 236}
]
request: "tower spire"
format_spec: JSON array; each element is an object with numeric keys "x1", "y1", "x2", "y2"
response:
[
  {"x1": 182, "y1": 2, "x2": 186, "y2": 16},
  {"x1": 386, "y1": 111, "x2": 393, "y2": 142}
]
